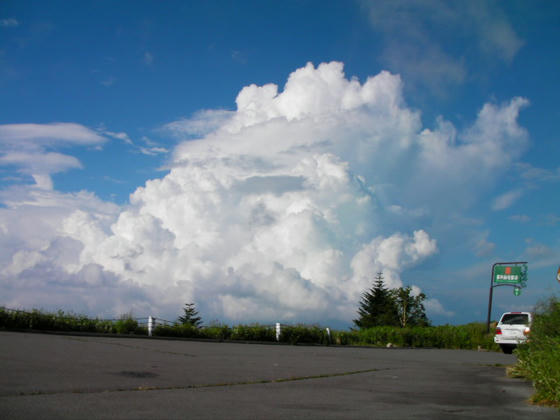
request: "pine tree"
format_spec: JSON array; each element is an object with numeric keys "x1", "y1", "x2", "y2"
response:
[
  {"x1": 353, "y1": 273, "x2": 400, "y2": 328},
  {"x1": 178, "y1": 303, "x2": 202, "y2": 328}
]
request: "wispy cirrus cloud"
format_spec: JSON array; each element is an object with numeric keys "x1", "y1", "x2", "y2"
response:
[
  {"x1": 469, "y1": 2, "x2": 524, "y2": 62},
  {"x1": 102, "y1": 131, "x2": 133, "y2": 145},
  {"x1": 163, "y1": 109, "x2": 234, "y2": 138},
  {"x1": 544, "y1": 214, "x2": 560, "y2": 226},
  {"x1": 0, "y1": 123, "x2": 107, "y2": 189},
  {"x1": 361, "y1": 0, "x2": 523, "y2": 93},
  {"x1": 0, "y1": 123, "x2": 106, "y2": 145},
  {"x1": 492, "y1": 189, "x2": 523, "y2": 211},
  {"x1": 143, "y1": 51, "x2": 153, "y2": 65},
  {"x1": 381, "y1": 41, "x2": 466, "y2": 97},
  {"x1": 471, "y1": 231, "x2": 495, "y2": 257},
  {"x1": 99, "y1": 130, "x2": 169, "y2": 157},
  {"x1": 138, "y1": 136, "x2": 168, "y2": 156},
  {"x1": 522, "y1": 239, "x2": 559, "y2": 269},
  {"x1": 510, "y1": 214, "x2": 531, "y2": 223},
  {"x1": 231, "y1": 50, "x2": 247, "y2": 64},
  {"x1": 139, "y1": 146, "x2": 168, "y2": 156},
  {"x1": 100, "y1": 76, "x2": 116, "y2": 87},
  {"x1": 516, "y1": 162, "x2": 560, "y2": 183},
  {"x1": 0, "y1": 18, "x2": 19, "y2": 28}
]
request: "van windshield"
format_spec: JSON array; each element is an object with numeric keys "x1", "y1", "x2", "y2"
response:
[{"x1": 500, "y1": 314, "x2": 529, "y2": 325}]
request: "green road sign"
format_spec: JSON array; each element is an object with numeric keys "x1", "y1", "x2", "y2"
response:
[
  {"x1": 494, "y1": 265, "x2": 525, "y2": 285},
  {"x1": 487, "y1": 261, "x2": 528, "y2": 333}
]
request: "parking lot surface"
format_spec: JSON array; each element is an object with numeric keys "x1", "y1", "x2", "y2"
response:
[{"x1": 0, "y1": 331, "x2": 557, "y2": 419}]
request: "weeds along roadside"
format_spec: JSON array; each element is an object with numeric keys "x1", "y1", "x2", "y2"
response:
[
  {"x1": 511, "y1": 296, "x2": 560, "y2": 408},
  {"x1": 0, "y1": 306, "x2": 498, "y2": 350},
  {"x1": 0, "y1": 308, "x2": 146, "y2": 335}
]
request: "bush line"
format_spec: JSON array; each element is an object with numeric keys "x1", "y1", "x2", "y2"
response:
[
  {"x1": 0, "y1": 308, "x2": 148, "y2": 335},
  {"x1": 0, "y1": 307, "x2": 498, "y2": 350}
]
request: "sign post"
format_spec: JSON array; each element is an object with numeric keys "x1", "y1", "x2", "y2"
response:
[{"x1": 486, "y1": 262, "x2": 528, "y2": 333}]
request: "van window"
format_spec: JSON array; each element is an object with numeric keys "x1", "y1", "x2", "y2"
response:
[{"x1": 500, "y1": 313, "x2": 529, "y2": 325}]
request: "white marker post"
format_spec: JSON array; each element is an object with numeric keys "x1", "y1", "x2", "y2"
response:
[
  {"x1": 148, "y1": 316, "x2": 154, "y2": 337},
  {"x1": 275, "y1": 322, "x2": 281, "y2": 342}
]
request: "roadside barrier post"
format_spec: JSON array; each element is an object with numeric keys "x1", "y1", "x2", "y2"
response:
[
  {"x1": 275, "y1": 322, "x2": 281, "y2": 342},
  {"x1": 148, "y1": 316, "x2": 153, "y2": 337}
]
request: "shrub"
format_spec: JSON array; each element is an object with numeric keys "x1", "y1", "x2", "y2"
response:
[
  {"x1": 280, "y1": 325, "x2": 330, "y2": 345},
  {"x1": 202, "y1": 323, "x2": 232, "y2": 340},
  {"x1": 332, "y1": 330, "x2": 353, "y2": 345},
  {"x1": 514, "y1": 297, "x2": 560, "y2": 407},
  {"x1": 0, "y1": 307, "x2": 30, "y2": 329},
  {"x1": 335, "y1": 323, "x2": 497, "y2": 350},
  {"x1": 0, "y1": 307, "x2": 122, "y2": 334},
  {"x1": 153, "y1": 323, "x2": 203, "y2": 338},
  {"x1": 114, "y1": 314, "x2": 139, "y2": 335},
  {"x1": 230, "y1": 324, "x2": 275, "y2": 342}
]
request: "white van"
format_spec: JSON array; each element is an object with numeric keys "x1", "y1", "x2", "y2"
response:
[{"x1": 494, "y1": 312, "x2": 532, "y2": 354}]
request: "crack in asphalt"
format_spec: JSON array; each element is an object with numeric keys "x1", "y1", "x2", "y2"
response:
[
  {"x1": 63, "y1": 336, "x2": 198, "y2": 358},
  {"x1": 3, "y1": 368, "x2": 383, "y2": 398}
]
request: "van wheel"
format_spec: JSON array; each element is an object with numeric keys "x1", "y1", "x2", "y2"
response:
[{"x1": 500, "y1": 344, "x2": 514, "y2": 354}]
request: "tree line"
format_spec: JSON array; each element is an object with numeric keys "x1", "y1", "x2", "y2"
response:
[
  {"x1": 353, "y1": 272, "x2": 430, "y2": 329},
  {"x1": 179, "y1": 272, "x2": 429, "y2": 330}
]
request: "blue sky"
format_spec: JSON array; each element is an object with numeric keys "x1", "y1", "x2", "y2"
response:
[{"x1": 0, "y1": 1, "x2": 559, "y2": 327}]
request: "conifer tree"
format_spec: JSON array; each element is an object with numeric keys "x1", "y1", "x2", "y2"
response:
[
  {"x1": 178, "y1": 303, "x2": 202, "y2": 328},
  {"x1": 353, "y1": 273, "x2": 400, "y2": 328}
]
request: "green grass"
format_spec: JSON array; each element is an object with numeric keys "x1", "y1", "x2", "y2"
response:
[
  {"x1": 512, "y1": 296, "x2": 560, "y2": 408},
  {"x1": 153, "y1": 323, "x2": 277, "y2": 341},
  {"x1": 1, "y1": 306, "x2": 497, "y2": 350},
  {"x1": 332, "y1": 323, "x2": 498, "y2": 350},
  {"x1": 0, "y1": 307, "x2": 146, "y2": 335},
  {"x1": 280, "y1": 324, "x2": 331, "y2": 345},
  {"x1": 230, "y1": 324, "x2": 276, "y2": 341}
]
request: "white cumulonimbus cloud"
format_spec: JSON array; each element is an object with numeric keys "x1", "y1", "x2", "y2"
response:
[{"x1": 0, "y1": 62, "x2": 529, "y2": 324}]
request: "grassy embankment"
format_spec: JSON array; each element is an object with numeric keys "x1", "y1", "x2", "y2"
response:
[
  {"x1": 0, "y1": 306, "x2": 496, "y2": 350},
  {"x1": 511, "y1": 296, "x2": 560, "y2": 408}
]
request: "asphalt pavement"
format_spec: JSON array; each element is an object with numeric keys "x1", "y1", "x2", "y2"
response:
[{"x1": 0, "y1": 331, "x2": 557, "y2": 419}]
